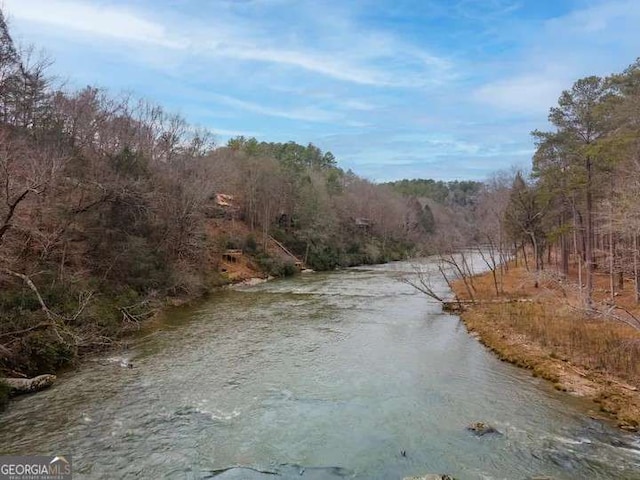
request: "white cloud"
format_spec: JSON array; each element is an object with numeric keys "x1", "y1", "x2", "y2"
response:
[
  {"x1": 545, "y1": 0, "x2": 639, "y2": 35},
  {"x1": 4, "y1": 0, "x2": 184, "y2": 48},
  {"x1": 473, "y1": 74, "x2": 566, "y2": 113},
  {"x1": 4, "y1": 0, "x2": 452, "y2": 88},
  {"x1": 472, "y1": 0, "x2": 640, "y2": 114}
]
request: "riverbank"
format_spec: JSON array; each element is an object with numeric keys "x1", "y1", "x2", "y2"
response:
[
  {"x1": 0, "y1": 271, "x2": 265, "y2": 409},
  {"x1": 452, "y1": 264, "x2": 640, "y2": 431},
  {"x1": 0, "y1": 249, "x2": 405, "y2": 409}
]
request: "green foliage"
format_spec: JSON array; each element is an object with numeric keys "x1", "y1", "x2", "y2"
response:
[
  {"x1": 307, "y1": 244, "x2": 341, "y2": 271},
  {"x1": 244, "y1": 233, "x2": 258, "y2": 253},
  {"x1": 227, "y1": 137, "x2": 338, "y2": 171},
  {"x1": 255, "y1": 254, "x2": 297, "y2": 277},
  {"x1": 111, "y1": 147, "x2": 149, "y2": 179},
  {"x1": 405, "y1": 197, "x2": 435, "y2": 234},
  {"x1": 0, "y1": 287, "x2": 41, "y2": 313},
  {"x1": 0, "y1": 276, "x2": 84, "y2": 321},
  {"x1": 420, "y1": 203, "x2": 436, "y2": 233},
  {"x1": 0, "y1": 380, "x2": 9, "y2": 411},
  {"x1": 15, "y1": 331, "x2": 75, "y2": 376},
  {"x1": 326, "y1": 169, "x2": 343, "y2": 195},
  {"x1": 225, "y1": 236, "x2": 242, "y2": 250},
  {"x1": 386, "y1": 178, "x2": 482, "y2": 206},
  {"x1": 109, "y1": 237, "x2": 171, "y2": 294}
]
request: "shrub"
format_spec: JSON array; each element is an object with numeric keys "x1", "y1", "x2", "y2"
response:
[
  {"x1": 15, "y1": 330, "x2": 75, "y2": 376},
  {"x1": 307, "y1": 245, "x2": 341, "y2": 271},
  {"x1": 255, "y1": 254, "x2": 297, "y2": 277},
  {"x1": 245, "y1": 234, "x2": 258, "y2": 253},
  {"x1": 0, "y1": 380, "x2": 9, "y2": 411}
]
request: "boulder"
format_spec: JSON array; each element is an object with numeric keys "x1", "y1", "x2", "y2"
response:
[
  {"x1": 466, "y1": 421, "x2": 501, "y2": 436},
  {"x1": 4, "y1": 374, "x2": 56, "y2": 394}
]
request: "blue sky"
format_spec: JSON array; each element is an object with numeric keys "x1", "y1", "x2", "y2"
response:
[{"x1": 3, "y1": 0, "x2": 640, "y2": 181}]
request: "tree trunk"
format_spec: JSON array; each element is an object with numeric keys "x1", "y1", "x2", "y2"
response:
[
  {"x1": 585, "y1": 156, "x2": 594, "y2": 306},
  {"x1": 522, "y1": 243, "x2": 529, "y2": 271},
  {"x1": 635, "y1": 233, "x2": 639, "y2": 303},
  {"x1": 610, "y1": 210, "x2": 615, "y2": 301},
  {"x1": 572, "y1": 207, "x2": 583, "y2": 300},
  {"x1": 562, "y1": 232, "x2": 569, "y2": 277}
]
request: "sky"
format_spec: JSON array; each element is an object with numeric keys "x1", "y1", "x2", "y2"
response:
[{"x1": 2, "y1": 0, "x2": 640, "y2": 181}]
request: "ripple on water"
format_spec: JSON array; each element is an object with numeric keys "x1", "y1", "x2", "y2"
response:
[{"x1": 1, "y1": 260, "x2": 640, "y2": 480}]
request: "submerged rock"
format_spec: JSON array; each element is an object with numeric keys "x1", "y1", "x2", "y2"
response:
[
  {"x1": 102, "y1": 356, "x2": 134, "y2": 368},
  {"x1": 466, "y1": 421, "x2": 501, "y2": 436},
  {"x1": 618, "y1": 423, "x2": 638, "y2": 432},
  {"x1": 203, "y1": 464, "x2": 351, "y2": 479},
  {"x1": 403, "y1": 475, "x2": 456, "y2": 480},
  {"x1": 202, "y1": 466, "x2": 278, "y2": 479}
]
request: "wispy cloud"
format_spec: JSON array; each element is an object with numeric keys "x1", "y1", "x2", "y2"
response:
[
  {"x1": 473, "y1": 73, "x2": 568, "y2": 113},
  {"x1": 341, "y1": 99, "x2": 377, "y2": 111},
  {"x1": 453, "y1": 0, "x2": 523, "y2": 22},
  {"x1": 211, "y1": 127, "x2": 264, "y2": 138},
  {"x1": 4, "y1": 0, "x2": 452, "y2": 88},
  {"x1": 208, "y1": 93, "x2": 339, "y2": 123},
  {"x1": 208, "y1": 45, "x2": 402, "y2": 87},
  {"x1": 4, "y1": 0, "x2": 183, "y2": 48}
]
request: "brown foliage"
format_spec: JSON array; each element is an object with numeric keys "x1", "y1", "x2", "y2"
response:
[{"x1": 454, "y1": 263, "x2": 640, "y2": 429}]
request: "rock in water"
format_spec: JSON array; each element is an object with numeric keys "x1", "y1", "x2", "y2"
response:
[
  {"x1": 4, "y1": 374, "x2": 56, "y2": 394},
  {"x1": 466, "y1": 421, "x2": 501, "y2": 436},
  {"x1": 403, "y1": 475, "x2": 456, "y2": 480}
]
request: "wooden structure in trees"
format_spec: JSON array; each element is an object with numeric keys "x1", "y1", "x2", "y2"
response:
[{"x1": 222, "y1": 249, "x2": 243, "y2": 263}]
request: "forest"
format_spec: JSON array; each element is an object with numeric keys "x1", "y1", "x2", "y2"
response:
[
  {"x1": 2, "y1": 1, "x2": 640, "y2": 401},
  {"x1": 0, "y1": 11, "x2": 450, "y2": 381},
  {"x1": 509, "y1": 61, "x2": 640, "y2": 307}
]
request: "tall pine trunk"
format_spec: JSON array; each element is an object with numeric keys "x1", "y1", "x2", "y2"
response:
[
  {"x1": 635, "y1": 233, "x2": 639, "y2": 303},
  {"x1": 585, "y1": 156, "x2": 594, "y2": 306}
]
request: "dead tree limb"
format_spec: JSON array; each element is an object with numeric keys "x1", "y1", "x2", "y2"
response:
[{"x1": 0, "y1": 267, "x2": 54, "y2": 321}]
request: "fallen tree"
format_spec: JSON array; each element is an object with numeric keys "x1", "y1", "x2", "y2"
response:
[{"x1": 3, "y1": 374, "x2": 56, "y2": 394}]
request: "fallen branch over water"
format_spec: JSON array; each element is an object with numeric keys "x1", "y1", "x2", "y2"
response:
[{"x1": 443, "y1": 298, "x2": 533, "y2": 313}]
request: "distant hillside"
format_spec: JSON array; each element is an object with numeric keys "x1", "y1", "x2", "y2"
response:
[{"x1": 385, "y1": 179, "x2": 482, "y2": 207}]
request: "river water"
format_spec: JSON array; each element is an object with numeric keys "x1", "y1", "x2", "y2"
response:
[{"x1": 1, "y1": 261, "x2": 639, "y2": 479}]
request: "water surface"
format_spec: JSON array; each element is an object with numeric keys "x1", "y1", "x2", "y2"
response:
[{"x1": 1, "y1": 261, "x2": 639, "y2": 479}]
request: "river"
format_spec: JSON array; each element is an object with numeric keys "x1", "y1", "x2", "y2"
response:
[{"x1": 0, "y1": 260, "x2": 639, "y2": 479}]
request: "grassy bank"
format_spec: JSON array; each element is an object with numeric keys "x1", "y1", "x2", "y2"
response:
[{"x1": 452, "y1": 264, "x2": 640, "y2": 431}]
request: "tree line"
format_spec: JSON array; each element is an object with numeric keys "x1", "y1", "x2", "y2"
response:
[
  {"x1": 433, "y1": 60, "x2": 640, "y2": 312},
  {"x1": 512, "y1": 60, "x2": 640, "y2": 307}
]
